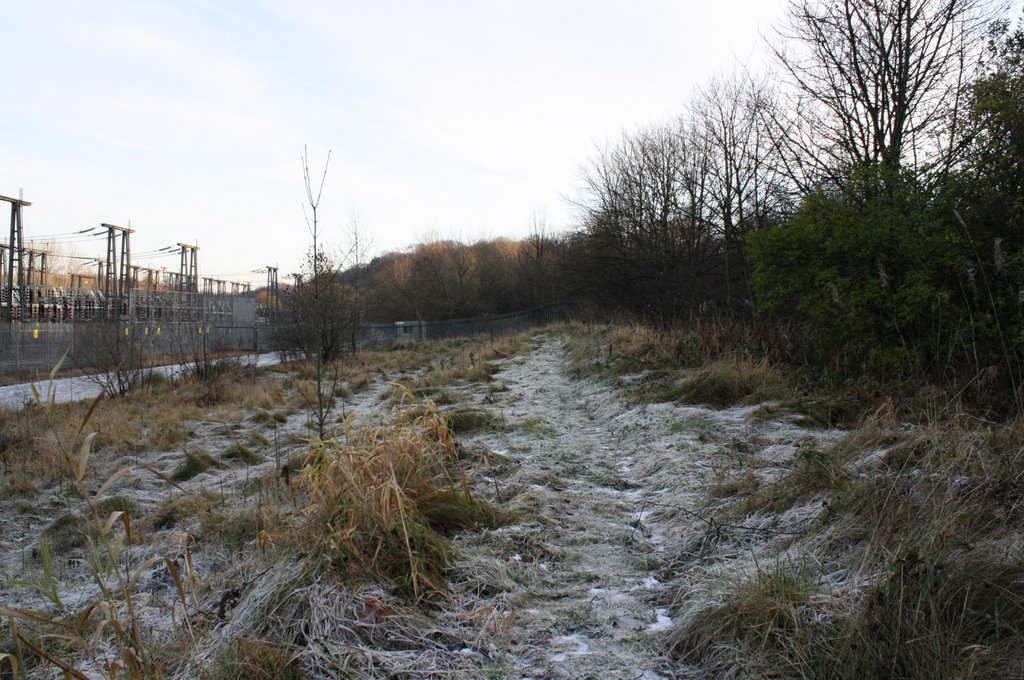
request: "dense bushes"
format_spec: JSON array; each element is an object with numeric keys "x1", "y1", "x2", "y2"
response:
[{"x1": 748, "y1": 168, "x2": 982, "y2": 378}]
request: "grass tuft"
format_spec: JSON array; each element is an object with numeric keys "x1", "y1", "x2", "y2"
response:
[
  {"x1": 443, "y1": 408, "x2": 505, "y2": 433},
  {"x1": 172, "y1": 448, "x2": 224, "y2": 481},
  {"x1": 222, "y1": 442, "x2": 263, "y2": 465},
  {"x1": 207, "y1": 637, "x2": 303, "y2": 680},
  {"x1": 299, "y1": 394, "x2": 501, "y2": 598},
  {"x1": 667, "y1": 360, "x2": 791, "y2": 408}
]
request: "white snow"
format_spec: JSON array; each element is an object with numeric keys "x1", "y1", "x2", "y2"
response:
[{"x1": 646, "y1": 608, "x2": 674, "y2": 633}]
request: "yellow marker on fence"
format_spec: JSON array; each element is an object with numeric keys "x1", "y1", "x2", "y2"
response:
[
  {"x1": 124, "y1": 326, "x2": 129, "y2": 336},
  {"x1": 33, "y1": 329, "x2": 38, "y2": 340},
  {"x1": 198, "y1": 326, "x2": 202, "y2": 334},
  {"x1": 157, "y1": 327, "x2": 161, "y2": 335}
]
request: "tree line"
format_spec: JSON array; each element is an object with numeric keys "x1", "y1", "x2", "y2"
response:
[
  {"x1": 285, "y1": 0, "x2": 1024, "y2": 407},
  {"x1": 572, "y1": 0, "x2": 1024, "y2": 404}
]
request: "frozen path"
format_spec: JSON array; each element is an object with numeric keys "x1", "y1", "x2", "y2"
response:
[
  {"x1": 459, "y1": 336, "x2": 703, "y2": 679},
  {"x1": 455, "y1": 334, "x2": 838, "y2": 678}
]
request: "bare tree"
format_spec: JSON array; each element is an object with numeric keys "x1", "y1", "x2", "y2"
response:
[
  {"x1": 695, "y1": 72, "x2": 790, "y2": 303},
  {"x1": 76, "y1": 322, "x2": 152, "y2": 397},
  {"x1": 345, "y1": 214, "x2": 369, "y2": 354},
  {"x1": 519, "y1": 211, "x2": 554, "y2": 307},
  {"x1": 577, "y1": 122, "x2": 721, "y2": 317},
  {"x1": 769, "y1": 0, "x2": 1000, "y2": 187},
  {"x1": 302, "y1": 145, "x2": 333, "y2": 440}
]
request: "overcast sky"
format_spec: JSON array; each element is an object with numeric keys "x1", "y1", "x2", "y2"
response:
[{"x1": 1, "y1": 0, "x2": 789, "y2": 286}]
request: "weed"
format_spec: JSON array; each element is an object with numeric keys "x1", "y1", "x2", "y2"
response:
[
  {"x1": 444, "y1": 408, "x2": 505, "y2": 434},
  {"x1": 222, "y1": 442, "x2": 263, "y2": 465},
  {"x1": 666, "y1": 360, "x2": 791, "y2": 408},
  {"x1": 172, "y1": 448, "x2": 224, "y2": 481}
]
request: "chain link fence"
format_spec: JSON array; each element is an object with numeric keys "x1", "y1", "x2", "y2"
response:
[
  {"x1": 355, "y1": 302, "x2": 571, "y2": 345},
  {"x1": 0, "y1": 302, "x2": 573, "y2": 375},
  {"x1": 0, "y1": 321, "x2": 260, "y2": 375}
]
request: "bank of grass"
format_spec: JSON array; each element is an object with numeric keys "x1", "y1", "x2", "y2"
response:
[
  {"x1": 284, "y1": 332, "x2": 525, "y2": 395},
  {"x1": 562, "y1": 321, "x2": 799, "y2": 408},
  {"x1": 663, "y1": 360, "x2": 791, "y2": 407},
  {"x1": 1, "y1": 333, "x2": 532, "y2": 678},
  {"x1": 562, "y1": 320, "x2": 945, "y2": 424},
  {"x1": 672, "y1": 409, "x2": 1024, "y2": 678},
  {"x1": 559, "y1": 320, "x2": 1024, "y2": 677}
]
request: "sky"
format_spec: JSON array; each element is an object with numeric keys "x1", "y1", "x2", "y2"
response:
[{"x1": 1, "y1": 0, "x2": 789, "y2": 287}]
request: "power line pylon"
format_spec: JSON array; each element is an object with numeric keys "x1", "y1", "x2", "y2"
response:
[
  {"x1": 99, "y1": 224, "x2": 133, "y2": 298},
  {"x1": 2, "y1": 191, "x2": 31, "y2": 322},
  {"x1": 24, "y1": 249, "x2": 47, "y2": 285},
  {"x1": 266, "y1": 266, "x2": 279, "y2": 317},
  {"x1": 178, "y1": 243, "x2": 199, "y2": 293}
]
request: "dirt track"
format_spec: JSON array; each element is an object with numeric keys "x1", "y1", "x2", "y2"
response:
[{"x1": 447, "y1": 333, "x2": 836, "y2": 678}]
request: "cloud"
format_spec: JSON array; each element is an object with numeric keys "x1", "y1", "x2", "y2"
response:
[{"x1": 1, "y1": 0, "x2": 790, "y2": 279}]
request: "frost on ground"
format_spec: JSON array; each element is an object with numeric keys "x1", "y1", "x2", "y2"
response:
[
  {"x1": 0, "y1": 331, "x2": 843, "y2": 678},
  {"x1": 444, "y1": 333, "x2": 841, "y2": 679}
]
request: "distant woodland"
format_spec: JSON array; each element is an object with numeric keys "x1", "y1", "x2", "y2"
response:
[{"x1": 292, "y1": 0, "x2": 1024, "y2": 411}]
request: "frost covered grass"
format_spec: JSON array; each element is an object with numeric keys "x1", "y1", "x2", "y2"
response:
[
  {"x1": 563, "y1": 321, "x2": 797, "y2": 409},
  {"x1": 557, "y1": 320, "x2": 1024, "y2": 678},
  {"x1": 0, "y1": 332, "x2": 521, "y2": 678},
  {"x1": 671, "y1": 406, "x2": 1024, "y2": 679},
  {"x1": 0, "y1": 362, "x2": 280, "y2": 497},
  {"x1": 298, "y1": 388, "x2": 505, "y2": 598},
  {"x1": 11, "y1": 321, "x2": 1018, "y2": 678}
]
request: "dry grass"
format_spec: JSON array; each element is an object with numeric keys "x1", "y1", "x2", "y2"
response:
[
  {"x1": 563, "y1": 322, "x2": 801, "y2": 411},
  {"x1": 0, "y1": 332, "x2": 530, "y2": 677},
  {"x1": 673, "y1": 559, "x2": 822, "y2": 665},
  {"x1": 748, "y1": 395, "x2": 863, "y2": 428},
  {"x1": 665, "y1": 360, "x2": 791, "y2": 407},
  {"x1": 0, "y1": 361, "x2": 283, "y2": 496},
  {"x1": 673, "y1": 408, "x2": 1024, "y2": 678},
  {"x1": 298, "y1": 390, "x2": 504, "y2": 597},
  {"x1": 205, "y1": 638, "x2": 303, "y2": 680},
  {"x1": 222, "y1": 442, "x2": 263, "y2": 465},
  {"x1": 149, "y1": 489, "x2": 224, "y2": 531},
  {"x1": 172, "y1": 447, "x2": 224, "y2": 481},
  {"x1": 201, "y1": 505, "x2": 286, "y2": 550},
  {"x1": 443, "y1": 407, "x2": 505, "y2": 434},
  {"x1": 563, "y1": 320, "x2": 766, "y2": 379}
]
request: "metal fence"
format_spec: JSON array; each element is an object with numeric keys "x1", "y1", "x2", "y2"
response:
[
  {"x1": 340, "y1": 302, "x2": 572, "y2": 348},
  {"x1": 0, "y1": 321, "x2": 261, "y2": 375},
  {"x1": 0, "y1": 302, "x2": 573, "y2": 375}
]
